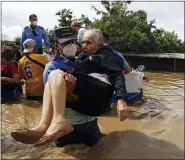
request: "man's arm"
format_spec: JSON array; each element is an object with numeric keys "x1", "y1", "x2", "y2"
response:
[
  {"x1": 2, "y1": 64, "x2": 21, "y2": 84},
  {"x1": 2, "y1": 74, "x2": 21, "y2": 84},
  {"x1": 104, "y1": 55, "x2": 128, "y2": 101},
  {"x1": 19, "y1": 29, "x2": 27, "y2": 52},
  {"x1": 123, "y1": 58, "x2": 132, "y2": 74},
  {"x1": 42, "y1": 28, "x2": 51, "y2": 48},
  {"x1": 102, "y1": 53, "x2": 129, "y2": 121},
  {"x1": 114, "y1": 51, "x2": 131, "y2": 74},
  {"x1": 43, "y1": 62, "x2": 55, "y2": 86}
]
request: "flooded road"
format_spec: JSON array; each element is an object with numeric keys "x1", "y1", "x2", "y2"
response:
[{"x1": 1, "y1": 71, "x2": 184, "y2": 159}]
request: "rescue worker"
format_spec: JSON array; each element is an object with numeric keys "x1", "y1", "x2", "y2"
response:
[
  {"x1": 11, "y1": 29, "x2": 128, "y2": 146},
  {"x1": 43, "y1": 27, "x2": 77, "y2": 85},
  {"x1": 20, "y1": 14, "x2": 51, "y2": 54},
  {"x1": 102, "y1": 32, "x2": 132, "y2": 74},
  {"x1": 18, "y1": 39, "x2": 49, "y2": 100}
]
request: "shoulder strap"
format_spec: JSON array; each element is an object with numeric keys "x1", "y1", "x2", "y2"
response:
[
  {"x1": 24, "y1": 26, "x2": 29, "y2": 30},
  {"x1": 23, "y1": 54, "x2": 45, "y2": 69}
]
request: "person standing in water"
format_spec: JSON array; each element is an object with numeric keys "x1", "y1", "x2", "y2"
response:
[
  {"x1": 18, "y1": 39, "x2": 49, "y2": 100},
  {"x1": 11, "y1": 29, "x2": 129, "y2": 147},
  {"x1": 102, "y1": 32, "x2": 132, "y2": 74}
]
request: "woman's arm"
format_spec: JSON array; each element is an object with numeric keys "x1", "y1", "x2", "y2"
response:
[
  {"x1": 103, "y1": 54, "x2": 128, "y2": 101},
  {"x1": 102, "y1": 51, "x2": 129, "y2": 121}
]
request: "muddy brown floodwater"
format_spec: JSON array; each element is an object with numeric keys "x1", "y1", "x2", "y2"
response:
[{"x1": 1, "y1": 71, "x2": 184, "y2": 159}]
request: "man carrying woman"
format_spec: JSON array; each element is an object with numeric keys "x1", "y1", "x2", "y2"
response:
[{"x1": 11, "y1": 29, "x2": 129, "y2": 147}]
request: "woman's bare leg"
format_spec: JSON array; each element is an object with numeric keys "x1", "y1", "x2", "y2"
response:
[
  {"x1": 11, "y1": 70, "x2": 73, "y2": 145},
  {"x1": 31, "y1": 82, "x2": 53, "y2": 132},
  {"x1": 10, "y1": 78, "x2": 55, "y2": 144},
  {"x1": 42, "y1": 70, "x2": 73, "y2": 135},
  {"x1": 33, "y1": 70, "x2": 74, "y2": 146}
]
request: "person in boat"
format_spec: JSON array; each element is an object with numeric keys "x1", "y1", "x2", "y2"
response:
[
  {"x1": 18, "y1": 39, "x2": 49, "y2": 100},
  {"x1": 1, "y1": 49, "x2": 22, "y2": 100},
  {"x1": 102, "y1": 32, "x2": 132, "y2": 74},
  {"x1": 20, "y1": 14, "x2": 51, "y2": 55},
  {"x1": 11, "y1": 29, "x2": 129, "y2": 147}
]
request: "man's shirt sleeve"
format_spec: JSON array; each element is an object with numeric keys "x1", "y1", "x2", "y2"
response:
[{"x1": 20, "y1": 29, "x2": 27, "y2": 52}]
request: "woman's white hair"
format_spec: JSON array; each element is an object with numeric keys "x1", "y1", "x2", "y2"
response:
[{"x1": 83, "y1": 29, "x2": 104, "y2": 46}]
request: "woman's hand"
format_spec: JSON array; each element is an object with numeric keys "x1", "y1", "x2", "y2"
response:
[
  {"x1": 63, "y1": 72, "x2": 79, "y2": 101},
  {"x1": 117, "y1": 99, "x2": 129, "y2": 121},
  {"x1": 63, "y1": 72, "x2": 76, "y2": 93}
]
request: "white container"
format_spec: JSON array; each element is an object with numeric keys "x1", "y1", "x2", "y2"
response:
[{"x1": 124, "y1": 70, "x2": 144, "y2": 93}]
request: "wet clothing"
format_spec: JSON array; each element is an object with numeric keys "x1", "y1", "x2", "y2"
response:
[
  {"x1": 56, "y1": 108, "x2": 102, "y2": 147},
  {"x1": 1, "y1": 61, "x2": 18, "y2": 78},
  {"x1": 67, "y1": 46, "x2": 128, "y2": 116},
  {"x1": 20, "y1": 25, "x2": 50, "y2": 54},
  {"x1": 1, "y1": 61, "x2": 22, "y2": 101},
  {"x1": 26, "y1": 96, "x2": 43, "y2": 101},
  {"x1": 18, "y1": 53, "x2": 49, "y2": 97}
]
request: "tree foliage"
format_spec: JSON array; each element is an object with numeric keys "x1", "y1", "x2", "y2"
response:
[{"x1": 90, "y1": 1, "x2": 184, "y2": 53}]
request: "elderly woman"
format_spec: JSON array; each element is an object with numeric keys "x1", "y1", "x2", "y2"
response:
[{"x1": 11, "y1": 29, "x2": 129, "y2": 147}]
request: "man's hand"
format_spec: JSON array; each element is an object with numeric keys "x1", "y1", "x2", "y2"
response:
[{"x1": 117, "y1": 99, "x2": 129, "y2": 121}]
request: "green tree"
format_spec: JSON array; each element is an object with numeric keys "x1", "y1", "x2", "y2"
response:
[
  {"x1": 45, "y1": 29, "x2": 55, "y2": 43},
  {"x1": 56, "y1": 9, "x2": 73, "y2": 27},
  {"x1": 78, "y1": 14, "x2": 92, "y2": 28},
  {"x1": 55, "y1": 9, "x2": 92, "y2": 28},
  {"x1": 14, "y1": 36, "x2": 21, "y2": 45},
  {"x1": 91, "y1": 0, "x2": 184, "y2": 53}
]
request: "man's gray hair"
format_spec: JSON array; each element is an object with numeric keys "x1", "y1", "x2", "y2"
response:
[{"x1": 83, "y1": 29, "x2": 104, "y2": 46}]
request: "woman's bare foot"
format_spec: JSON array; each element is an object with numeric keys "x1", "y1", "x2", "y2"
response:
[{"x1": 33, "y1": 121, "x2": 74, "y2": 147}]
